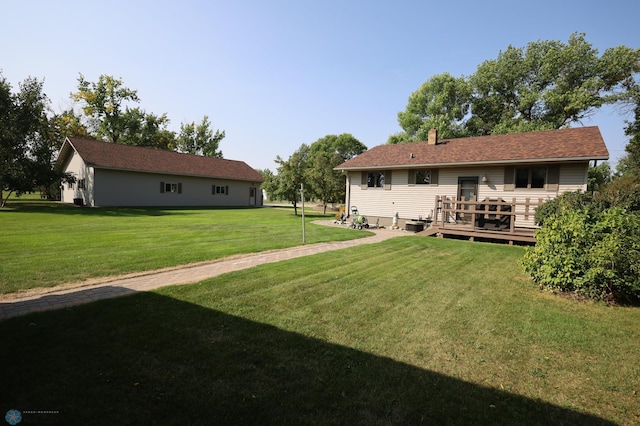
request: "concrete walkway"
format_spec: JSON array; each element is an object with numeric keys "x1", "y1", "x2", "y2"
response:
[{"x1": 0, "y1": 222, "x2": 410, "y2": 320}]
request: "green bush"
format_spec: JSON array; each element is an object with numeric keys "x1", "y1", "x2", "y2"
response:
[
  {"x1": 596, "y1": 174, "x2": 640, "y2": 213},
  {"x1": 523, "y1": 206, "x2": 640, "y2": 304},
  {"x1": 534, "y1": 191, "x2": 597, "y2": 226}
]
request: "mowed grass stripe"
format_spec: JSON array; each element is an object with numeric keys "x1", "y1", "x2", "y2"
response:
[
  {"x1": 0, "y1": 204, "x2": 366, "y2": 293},
  {"x1": 2, "y1": 237, "x2": 639, "y2": 423}
]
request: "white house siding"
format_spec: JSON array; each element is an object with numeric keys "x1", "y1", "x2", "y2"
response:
[
  {"x1": 346, "y1": 162, "x2": 589, "y2": 228},
  {"x1": 90, "y1": 169, "x2": 261, "y2": 207},
  {"x1": 558, "y1": 162, "x2": 589, "y2": 192},
  {"x1": 348, "y1": 170, "x2": 435, "y2": 221},
  {"x1": 60, "y1": 150, "x2": 93, "y2": 205}
]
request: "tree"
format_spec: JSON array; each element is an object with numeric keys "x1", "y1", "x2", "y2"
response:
[
  {"x1": 49, "y1": 109, "x2": 92, "y2": 140},
  {"x1": 175, "y1": 115, "x2": 225, "y2": 157},
  {"x1": 118, "y1": 108, "x2": 176, "y2": 150},
  {"x1": 393, "y1": 33, "x2": 640, "y2": 142},
  {"x1": 0, "y1": 74, "x2": 70, "y2": 206},
  {"x1": 470, "y1": 33, "x2": 637, "y2": 134},
  {"x1": 307, "y1": 134, "x2": 367, "y2": 213},
  {"x1": 257, "y1": 168, "x2": 276, "y2": 201},
  {"x1": 617, "y1": 82, "x2": 640, "y2": 176},
  {"x1": 71, "y1": 74, "x2": 140, "y2": 143},
  {"x1": 393, "y1": 73, "x2": 472, "y2": 143},
  {"x1": 588, "y1": 161, "x2": 612, "y2": 194},
  {"x1": 272, "y1": 144, "x2": 310, "y2": 215}
]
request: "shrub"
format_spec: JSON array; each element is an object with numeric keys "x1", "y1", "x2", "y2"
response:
[
  {"x1": 595, "y1": 174, "x2": 640, "y2": 213},
  {"x1": 534, "y1": 191, "x2": 596, "y2": 226},
  {"x1": 523, "y1": 206, "x2": 640, "y2": 304}
]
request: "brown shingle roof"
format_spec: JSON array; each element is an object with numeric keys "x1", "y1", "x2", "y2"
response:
[
  {"x1": 336, "y1": 126, "x2": 609, "y2": 170},
  {"x1": 58, "y1": 137, "x2": 263, "y2": 182}
]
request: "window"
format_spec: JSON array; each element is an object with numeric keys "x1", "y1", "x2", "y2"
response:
[
  {"x1": 416, "y1": 170, "x2": 431, "y2": 184},
  {"x1": 515, "y1": 167, "x2": 546, "y2": 189},
  {"x1": 367, "y1": 172, "x2": 385, "y2": 188},
  {"x1": 68, "y1": 181, "x2": 74, "y2": 189},
  {"x1": 361, "y1": 171, "x2": 391, "y2": 189},
  {"x1": 515, "y1": 168, "x2": 529, "y2": 188},
  {"x1": 408, "y1": 169, "x2": 438, "y2": 186},
  {"x1": 531, "y1": 168, "x2": 546, "y2": 188},
  {"x1": 78, "y1": 179, "x2": 86, "y2": 189},
  {"x1": 160, "y1": 182, "x2": 182, "y2": 193},
  {"x1": 212, "y1": 185, "x2": 229, "y2": 195}
]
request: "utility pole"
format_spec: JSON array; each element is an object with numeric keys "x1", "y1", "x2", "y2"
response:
[{"x1": 300, "y1": 183, "x2": 306, "y2": 244}]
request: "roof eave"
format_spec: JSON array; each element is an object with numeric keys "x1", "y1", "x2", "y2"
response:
[
  {"x1": 89, "y1": 165, "x2": 264, "y2": 182},
  {"x1": 335, "y1": 155, "x2": 609, "y2": 171}
]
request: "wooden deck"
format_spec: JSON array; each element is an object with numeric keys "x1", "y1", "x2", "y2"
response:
[{"x1": 425, "y1": 196, "x2": 542, "y2": 244}]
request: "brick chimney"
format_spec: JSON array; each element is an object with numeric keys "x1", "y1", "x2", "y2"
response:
[{"x1": 427, "y1": 128, "x2": 438, "y2": 145}]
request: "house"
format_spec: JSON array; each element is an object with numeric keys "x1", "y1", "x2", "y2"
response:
[
  {"x1": 56, "y1": 137, "x2": 264, "y2": 207},
  {"x1": 335, "y1": 127, "x2": 609, "y2": 242}
]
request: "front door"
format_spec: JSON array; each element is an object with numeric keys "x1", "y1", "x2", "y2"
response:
[
  {"x1": 457, "y1": 177, "x2": 478, "y2": 223},
  {"x1": 249, "y1": 188, "x2": 256, "y2": 206}
]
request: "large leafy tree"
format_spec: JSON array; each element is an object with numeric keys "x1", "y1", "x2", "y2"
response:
[
  {"x1": 391, "y1": 33, "x2": 640, "y2": 142},
  {"x1": 118, "y1": 108, "x2": 176, "y2": 150},
  {"x1": 306, "y1": 134, "x2": 366, "y2": 213},
  {"x1": 470, "y1": 33, "x2": 638, "y2": 134},
  {"x1": 49, "y1": 109, "x2": 92, "y2": 140},
  {"x1": 71, "y1": 74, "x2": 179, "y2": 150},
  {"x1": 0, "y1": 74, "x2": 70, "y2": 206},
  {"x1": 395, "y1": 73, "x2": 472, "y2": 142},
  {"x1": 71, "y1": 74, "x2": 140, "y2": 144},
  {"x1": 175, "y1": 115, "x2": 225, "y2": 157}
]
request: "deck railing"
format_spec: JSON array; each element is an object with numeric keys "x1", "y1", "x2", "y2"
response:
[{"x1": 434, "y1": 195, "x2": 545, "y2": 235}]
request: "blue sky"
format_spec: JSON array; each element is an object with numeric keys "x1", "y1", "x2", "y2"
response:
[{"x1": 2, "y1": 0, "x2": 638, "y2": 171}]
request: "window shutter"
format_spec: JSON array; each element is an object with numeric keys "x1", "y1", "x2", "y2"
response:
[
  {"x1": 212, "y1": 185, "x2": 216, "y2": 195},
  {"x1": 178, "y1": 183, "x2": 182, "y2": 194},
  {"x1": 160, "y1": 182, "x2": 165, "y2": 193},
  {"x1": 546, "y1": 165, "x2": 560, "y2": 192},
  {"x1": 361, "y1": 172, "x2": 367, "y2": 189},
  {"x1": 384, "y1": 170, "x2": 392, "y2": 190},
  {"x1": 431, "y1": 169, "x2": 439, "y2": 185},
  {"x1": 226, "y1": 185, "x2": 229, "y2": 195},
  {"x1": 504, "y1": 167, "x2": 514, "y2": 191},
  {"x1": 408, "y1": 170, "x2": 416, "y2": 185}
]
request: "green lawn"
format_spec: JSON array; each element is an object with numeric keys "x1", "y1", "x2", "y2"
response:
[
  {"x1": 0, "y1": 199, "x2": 364, "y2": 293},
  {"x1": 1, "y1": 237, "x2": 638, "y2": 424}
]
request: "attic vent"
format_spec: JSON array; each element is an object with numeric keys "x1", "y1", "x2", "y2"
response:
[{"x1": 410, "y1": 153, "x2": 414, "y2": 159}]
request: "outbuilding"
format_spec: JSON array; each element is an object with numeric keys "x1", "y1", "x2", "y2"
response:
[{"x1": 56, "y1": 137, "x2": 264, "y2": 207}]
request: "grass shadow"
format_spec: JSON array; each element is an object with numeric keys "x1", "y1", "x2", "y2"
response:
[
  {"x1": 0, "y1": 292, "x2": 613, "y2": 425},
  {"x1": 0, "y1": 286, "x2": 138, "y2": 320}
]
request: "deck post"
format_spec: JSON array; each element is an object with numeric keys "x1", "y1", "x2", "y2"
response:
[
  {"x1": 470, "y1": 195, "x2": 477, "y2": 231},
  {"x1": 510, "y1": 198, "x2": 516, "y2": 234}
]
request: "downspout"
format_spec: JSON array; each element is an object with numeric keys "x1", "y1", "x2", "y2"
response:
[{"x1": 344, "y1": 171, "x2": 351, "y2": 215}]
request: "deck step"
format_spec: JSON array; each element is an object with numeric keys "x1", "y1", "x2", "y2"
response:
[{"x1": 416, "y1": 226, "x2": 440, "y2": 236}]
